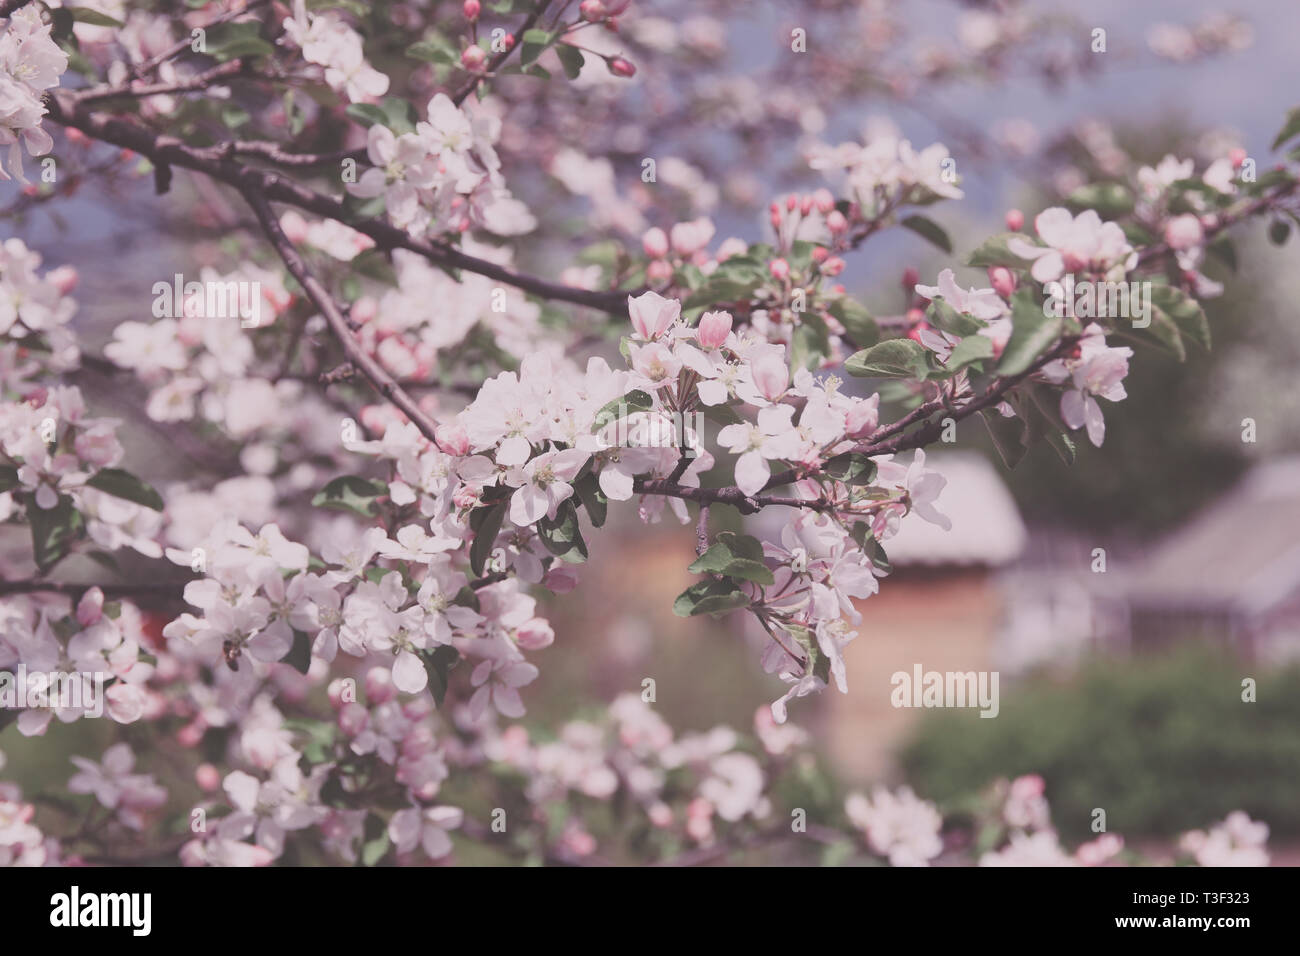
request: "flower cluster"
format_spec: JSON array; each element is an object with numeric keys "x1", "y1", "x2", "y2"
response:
[
  {"x1": 0, "y1": 9, "x2": 67, "y2": 182},
  {"x1": 348, "y1": 94, "x2": 536, "y2": 238}
]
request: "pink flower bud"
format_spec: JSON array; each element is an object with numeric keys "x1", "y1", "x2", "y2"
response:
[
  {"x1": 338, "y1": 702, "x2": 369, "y2": 737},
  {"x1": 1164, "y1": 213, "x2": 1204, "y2": 251},
  {"x1": 195, "y1": 763, "x2": 220, "y2": 792},
  {"x1": 76, "y1": 587, "x2": 104, "y2": 627},
  {"x1": 435, "y1": 421, "x2": 470, "y2": 456},
  {"x1": 516, "y1": 617, "x2": 555, "y2": 650},
  {"x1": 642, "y1": 226, "x2": 669, "y2": 258},
  {"x1": 646, "y1": 259, "x2": 674, "y2": 282},
  {"x1": 628, "y1": 290, "x2": 681, "y2": 340},
  {"x1": 768, "y1": 258, "x2": 790, "y2": 280},
  {"x1": 327, "y1": 678, "x2": 350, "y2": 710},
  {"x1": 176, "y1": 720, "x2": 205, "y2": 749},
  {"x1": 901, "y1": 266, "x2": 919, "y2": 290},
  {"x1": 1005, "y1": 208, "x2": 1025, "y2": 231},
  {"x1": 697, "y1": 310, "x2": 733, "y2": 349},
  {"x1": 47, "y1": 265, "x2": 78, "y2": 295},
  {"x1": 463, "y1": 0, "x2": 481, "y2": 20},
  {"x1": 579, "y1": 0, "x2": 606, "y2": 20},
  {"x1": 608, "y1": 56, "x2": 636, "y2": 77},
  {"x1": 988, "y1": 266, "x2": 1017, "y2": 299},
  {"x1": 461, "y1": 45, "x2": 487, "y2": 71},
  {"x1": 813, "y1": 188, "x2": 836, "y2": 214},
  {"x1": 811, "y1": 246, "x2": 829, "y2": 264},
  {"x1": 670, "y1": 218, "x2": 714, "y2": 256},
  {"x1": 1229, "y1": 147, "x2": 1247, "y2": 168},
  {"x1": 821, "y1": 256, "x2": 845, "y2": 277},
  {"x1": 826, "y1": 209, "x2": 848, "y2": 234},
  {"x1": 785, "y1": 194, "x2": 797, "y2": 212},
  {"x1": 366, "y1": 667, "x2": 397, "y2": 705},
  {"x1": 799, "y1": 194, "x2": 814, "y2": 217},
  {"x1": 750, "y1": 350, "x2": 789, "y2": 401}
]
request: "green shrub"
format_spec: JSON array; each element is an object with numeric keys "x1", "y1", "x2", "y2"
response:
[{"x1": 899, "y1": 649, "x2": 1300, "y2": 840}]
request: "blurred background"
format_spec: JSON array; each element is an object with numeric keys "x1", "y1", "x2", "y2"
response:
[{"x1": 4, "y1": 0, "x2": 1300, "y2": 861}]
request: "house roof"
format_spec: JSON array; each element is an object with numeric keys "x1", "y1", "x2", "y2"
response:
[
  {"x1": 882, "y1": 451, "x2": 1027, "y2": 567},
  {"x1": 1124, "y1": 457, "x2": 1300, "y2": 616}
]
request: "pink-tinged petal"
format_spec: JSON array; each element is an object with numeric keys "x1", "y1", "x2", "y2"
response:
[
  {"x1": 247, "y1": 627, "x2": 292, "y2": 663},
  {"x1": 734, "y1": 451, "x2": 770, "y2": 497},
  {"x1": 496, "y1": 434, "x2": 532, "y2": 466},
  {"x1": 1060, "y1": 389, "x2": 1087, "y2": 430},
  {"x1": 493, "y1": 685, "x2": 526, "y2": 718},
  {"x1": 223, "y1": 771, "x2": 261, "y2": 813},
  {"x1": 1083, "y1": 395, "x2": 1106, "y2": 447},
  {"x1": 1029, "y1": 251, "x2": 1064, "y2": 283},
  {"x1": 391, "y1": 651, "x2": 428, "y2": 694},
  {"x1": 697, "y1": 379, "x2": 728, "y2": 406},
  {"x1": 1033, "y1": 207, "x2": 1075, "y2": 246},
  {"x1": 388, "y1": 808, "x2": 422, "y2": 853},
  {"x1": 421, "y1": 826, "x2": 453, "y2": 859},
  {"x1": 599, "y1": 465, "x2": 634, "y2": 501},
  {"x1": 510, "y1": 483, "x2": 549, "y2": 526}
]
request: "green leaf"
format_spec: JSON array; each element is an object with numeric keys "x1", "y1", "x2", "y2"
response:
[
  {"x1": 943, "y1": 333, "x2": 995, "y2": 374},
  {"x1": 283, "y1": 629, "x2": 312, "y2": 675},
  {"x1": 520, "y1": 28, "x2": 553, "y2": 65},
  {"x1": 406, "y1": 35, "x2": 459, "y2": 66},
  {"x1": 69, "y1": 8, "x2": 124, "y2": 27},
  {"x1": 790, "y1": 316, "x2": 831, "y2": 371},
  {"x1": 469, "y1": 499, "x2": 509, "y2": 576},
  {"x1": 0, "y1": 465, "x2": 18, "y2": 493},
  {"x1": 980, "y1": 409, "x2": 1028, "y2": 469},
  {"x1": 573, "y1": 473, "x2": 608, "y2": 528},
  {"x1": 821, "y1": 452, "x2": 877, "y2": 486},
  {"x1": 593, "y1": 389, "x2": 654, "y2": 431},
  {"x1": 688, "y1": 532, "x2": 773, "y2": 585},
  {"x1": 345, "y1": 103, "x2": 389, "y2": 128},
  {"x1": 207, "y1": 25, "x2": 274, "y2": 62},
  {"x1": 419, "y1": 645, "x2": 460, "y2": 707},
  {"x1": 997, "y1": 288, "x2": 1062, "y2": 377},
  {"x1": 926, "y1": 298, "x2": 982, "y2": 337},
  {"x1": 26, "y1": 493, "x2": 85, "y2": 574},
  {"x1": 966, "y1": 233, "x2": 1036, "y2": 270},
  {"x1": 1150, "y1": 285, "x2": 1210, "y2": 351},
  {"x1": 538, "y1": 501, "x2": 588, "y2": 564},
  {"x1": 312, "y1": 475, "x2": 386, "y2": 516},
  {"x1": 1143, "y1": 306, "x2": 1186, "y2": 361},
  {"x1": 672, "y1": 579, "x2": 752, "y2": 617},
  {"x1": 1272, "y1": 107, "x2": 1300, "y2": 150},
  {"x1": 827, "y1": 296, "x2": 879, "y2": 348},
  {"x1": 1066, "y1": 182, "x2": 1134, "y2": 217},
  {"x1": 899, "y1": 214, "x2": 952, "y2": 253},
  {"x1": 361, "y1": 815, "x2": 390, "y2": 866},
  {"x1": 555, "y1": 44, "x2": 584, "y2": 79},
  {"x1": 844, "y1": 339, "x2": 930, "y2": 379},
  {"x1": 85, "y1": 468, "x2": 164, "y2": 511}
]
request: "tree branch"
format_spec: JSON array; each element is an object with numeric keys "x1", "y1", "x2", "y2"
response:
[
  {"x1": 242, "y1": 184, "x2": 442, "y2": 444},
  {"x1": 43, "y1": 93, "x2": 632, "y2": 316}
]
